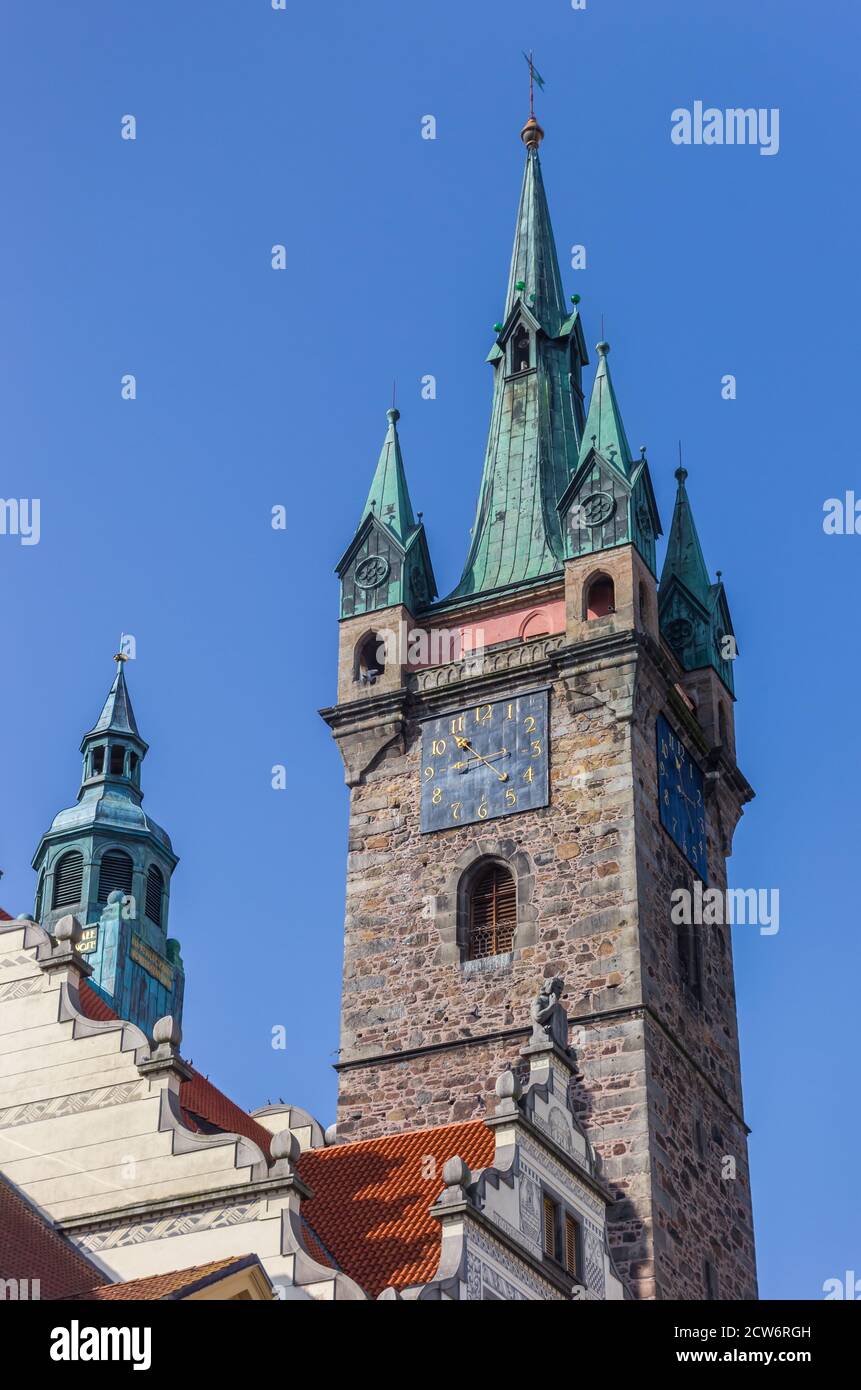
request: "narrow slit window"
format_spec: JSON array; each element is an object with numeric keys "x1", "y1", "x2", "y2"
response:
[{"x1": 109, "y1": 745, "x2": 126, "y2": 776}]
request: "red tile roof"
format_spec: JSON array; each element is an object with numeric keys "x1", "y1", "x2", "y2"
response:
[
  {"x1": 296, "y1": 1120, "x2": 496, "y2": 1297},
  {"x1": 72, "y1": 1255, "x2": 269, "y2": 1301},
  {"x1": 0, "y1": 908, "x2": 14, "y2": 921},
  {"x1": 77, "y1": 980, "x2": 273, "y2": 1159},
  {"x1": 0, "y1": 1172, "x2": 104, "y2": 1299}
]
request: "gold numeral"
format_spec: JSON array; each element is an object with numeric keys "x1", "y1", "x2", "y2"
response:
[
  {"x1": 531, "y1": 739, "x2": 542, "y2": 757},
  {"x1": 505, "y1": 789, "x2": 517, "y2": 807},
  {"x1": 477, "y1": 797, "x2": 488, "y2": 820},
  {"x1": 424, "y1": 766, "x2": 435, "y2": 780},
  {"x1": 524, "y1": 715, "x2": 536, "y2": 733},
  {"x1": 432, "y1": 738, "x2": 446, "y2": 756},
  {"x1": 432, "y1": 787, "x2": 442, "y2": 805},
  {"x1": 475, "y1": 704, "x2": 492, "y2": 724},
  {"x1": 450, "y1": 715, "x2": 465, "y2": 735},
  {"x1": 507, "y1": 703, "x2": 514, "y2": 720},
  {"x1": 451, "y1": 802, "x2": 461, "y2": 821},
  {"x1": 523, "y1": 766, "x2": 534, "y2": 784}
]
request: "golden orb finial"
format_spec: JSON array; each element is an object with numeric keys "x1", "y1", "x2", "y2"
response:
[{"x1": 520, "y1": 114, "x2": 544, "y2": 150}]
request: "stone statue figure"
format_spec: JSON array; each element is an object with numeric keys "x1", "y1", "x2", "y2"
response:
[{"x1": 529, "y1": 976, "x2": 569, "y2": 1049}]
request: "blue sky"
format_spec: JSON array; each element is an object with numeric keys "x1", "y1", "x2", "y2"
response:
[{"x1": 1, "y1": 1, "x2": 858, "y2": 1300}]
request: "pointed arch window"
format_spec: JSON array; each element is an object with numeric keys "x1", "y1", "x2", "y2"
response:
[
  {"x1": 356, "y1": 633, "x2": 385, "y2": 685},
  {"x1": 586, "y1": 575, "x2": 615, "y2": 620},
  {"x1": 145, "y1": 865, "x2": 164, "y2": 927},
  {"x1": 511, "y1": 324, "x2": 531, "y2": 373},
  {"x1": 467, "y1": 862, "x2": 516, "y2": 960},
  {"x1": 52, "y1": 851, "x2": 83, "y2": 910},
  {"x1": 98, "y1": 849, "x2": 133, "y2": 903}
]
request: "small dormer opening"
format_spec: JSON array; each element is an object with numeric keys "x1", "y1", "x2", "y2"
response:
[
  {"x1": 109, "y1": 745, "x2": 125, "y2": 776},
  {"x1": 91, "y1": 746, "x2": 105, "y2": 776},
  {"x1": 512, "y1": 324, "x2": 531, "y2": 372},
  {"x1": 356, "y1": 634, "x2": 385, "y2": 686},
  {"x1": 146, "y1": 864, "x2": 165, "y2": 927}
]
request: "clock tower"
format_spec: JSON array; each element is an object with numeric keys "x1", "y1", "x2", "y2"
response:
[{"x1": 322, "y1": 111, "x2": 757, "y2": 1300}]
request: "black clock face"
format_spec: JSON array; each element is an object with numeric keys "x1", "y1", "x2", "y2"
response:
[
  {"x1": 420, "y1": 690, "x2": 549, "y2": 832},
  {"x1": 656, "y1": 714, "x2": 708, "y2": 879}
]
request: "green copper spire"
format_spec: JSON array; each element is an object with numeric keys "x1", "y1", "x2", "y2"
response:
[
  {"x1": 660, "y1": 466, "x2": 711, "y2": 601},
  {"x1": 31, "y1": 656, "x2": 184, "y2": 1037},
  {"x1": 337, "y1": 408, "x2": 437, "y2": 617},
  {"x1": 659, "y1": 467, "x2": 735, "y2": 693},
  {"x1": 503, "y1": 117, "x2": 568, "y2": 338},
  {"x1": 558, "y1": 341, "x2": 662, "y2": 574},
  {"x1": 89, "y1": 657, "x2": 141, "y2": 739},
  {"x1": 358, "y1": 406, "x2": 417, "y2": 544},
  {"x1": 446, "y1": 116, "x2": 588, "y2": 601},
  {"x1": 578, "y1": 341, "x2": 634, "y2": 473}
]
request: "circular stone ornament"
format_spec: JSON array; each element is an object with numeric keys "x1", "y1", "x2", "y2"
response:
[
  {"x1": 355, "y1": 554, "x2": 390, "y2": 589},
  {"x1": 666, "y1": 617, "x2": 694, "y2": 648},
  {"x1": 579, "y1": 491, "x2": 616, "y2": 527}
]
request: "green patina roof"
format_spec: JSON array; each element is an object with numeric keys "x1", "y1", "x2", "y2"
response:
[
  {"x1": 358, "y1": 407, "x2": 417, "y2": 546},
  {"x1": 659, "y1": 467, "x2": 711, "y2": 604},
  {"x1": 86, "y1": 660, "x2": 142, "y2": 742},
  {"x1": 504, "y1": 145, "x2": 568, "y2": 338},
  {"x1": 578, "y1": 342, "x2": 634, "y2": 474},
  {"x1": 447, "y1": 138, "x2": 584, "y2": 600}
]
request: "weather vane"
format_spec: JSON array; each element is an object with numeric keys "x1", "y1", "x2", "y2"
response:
[{"x1": 522, "y1": 50, "x2": 545, "y2": 118}]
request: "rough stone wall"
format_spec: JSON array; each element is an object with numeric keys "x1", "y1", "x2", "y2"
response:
[{"x1": 331, "y1": 588, "x2": 756, "y2": 1299}]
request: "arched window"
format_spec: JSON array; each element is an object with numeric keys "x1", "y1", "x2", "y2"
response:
[
  {"x1": 52, "y1": 851, "x2": 83, "y2": 909},
  {"x1": 356, "y1": 633, "x2": 385, "y2": 685},
  {"x1": 145, "y1": 865, "x2": 164, "y2": 926},
  {"x1": 467, "y1": 862, "x2": 516, "y2": 960},
  {"x1": 98, "y1": 849, "x2": 133, "y2": 903},
  {"x1": 109, "y1": 745, "x2": 126, "y2": 776},
  {"x1": 638, "y1": 581, "x2": 649, "y2": 628},
  {"x1": 91, "y1": 746, "x2": 105, "y2": 776},
  {"x1": 512, "y1": 325, "x2": 531, "y2": 372},
  {"x1": 34, "y1": 871, "x2": 44, "y2": 921},
  {"x1": 586, "y1": 575, "x2": 615, "y2": 620}
]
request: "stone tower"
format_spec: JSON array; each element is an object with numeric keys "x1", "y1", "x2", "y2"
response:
[
  {"x1": 322, "y1": 112, "x2": 757, "y2": 1301},
  {"x1": 32, "y1": 655, "x2": 184, "y2": 1036}
]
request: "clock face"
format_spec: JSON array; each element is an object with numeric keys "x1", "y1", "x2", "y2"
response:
[
  {"x1": 420, "y1": 689, "x2": 549, "y2": 833},
  {"x1": 656, "y1": 714, "x2": 708, "y2": 880}
]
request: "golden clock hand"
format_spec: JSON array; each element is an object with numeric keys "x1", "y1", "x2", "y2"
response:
[{"x1": 454, "y1": 736, "x2": 509, "y2": 781}]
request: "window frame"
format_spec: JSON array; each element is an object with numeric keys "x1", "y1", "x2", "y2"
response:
[{"x1": 465, "y1": 860, "x2": 517, "y2": 961}]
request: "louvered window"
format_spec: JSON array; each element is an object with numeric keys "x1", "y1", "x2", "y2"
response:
[
  {"x1": 145, "y1": 865, "x2": 164, "y2": 926},
  {"x1": 109, "y1": 745, "x2": 125, "y2": 775},
  {"x1": 52, "y1": 851, "x2": 83, "y2": 909},
  {"x1": 467, "y1": 863, "x2": 516, "y2": 960},
  {"x1": 543, "y1": 1196, "x2": 558, "y2": 1260},
  {"x1": 564, "y1": 1214, "x2": 579, "y2": 1277},
  {"x1": 98, "y1": 849, "x2": 133, "y2": 903}
]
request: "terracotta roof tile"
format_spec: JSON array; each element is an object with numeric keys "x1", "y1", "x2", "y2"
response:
[
  {"x1": 73, "y1": 1255, "x2": 264, "y2": 1301},
  {"x1": 0, "y1": 1172, "x2": 104, "y2": 1299},
  {"x1": 0, "y1": 908, "x2": 14, "y2": 920},
  {"x1": 77, "y1": 981, "x2": 272, "y2": 1159},
  {"x1": 296, "y1": 1120, "x2": 495, "y2": 1297}
]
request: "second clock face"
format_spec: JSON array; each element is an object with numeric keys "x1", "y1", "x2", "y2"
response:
[{"x1": 420, "y1": 689, "x2": 549, "y2": 832}]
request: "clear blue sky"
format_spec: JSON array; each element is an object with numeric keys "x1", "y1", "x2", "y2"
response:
[{"x1": 1, "y1": 1, "x2": 858, "y2": 1300}]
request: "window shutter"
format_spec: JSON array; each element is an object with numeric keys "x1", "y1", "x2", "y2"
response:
[
  {"x1": 52, "y1": 851, "x2": 83, "y2": 909},
  {"x1": 542, "y1": 1196, "x2": 557, "y2": 1259},
  {"x1": 564, "y1": 1214, "x2": 578, "y2": 1276},
  {"x1": 98, "y1": 850, "x2": 133, "y2": 903},
  {"x1": 468, "y1": 864, "x2": 516, "y2": 959},
  {"x1": 145, "y1": 865, "x2": 164, "y2": 926}
]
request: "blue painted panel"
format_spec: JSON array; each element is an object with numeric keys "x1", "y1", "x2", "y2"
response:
[{"x1": 656, "y1": 713, "x2": 708, "y2": 881}]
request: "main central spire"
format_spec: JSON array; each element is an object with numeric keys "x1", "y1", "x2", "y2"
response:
[{"x1": 446, "y1": 114, "x2": 588, "y2": 601}]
